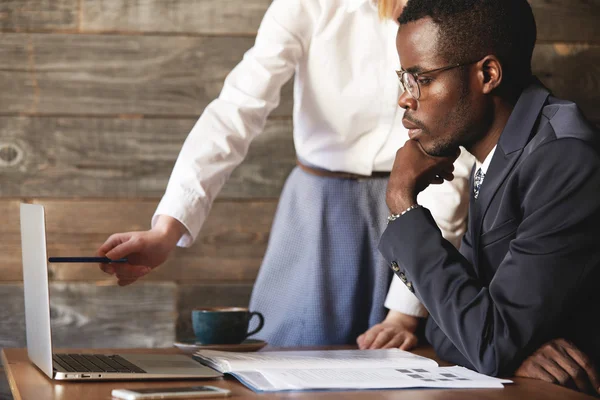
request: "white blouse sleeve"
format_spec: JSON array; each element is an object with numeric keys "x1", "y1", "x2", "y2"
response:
[{"x1": 152, "y1": 0, "x2": 318, "y2": 247}]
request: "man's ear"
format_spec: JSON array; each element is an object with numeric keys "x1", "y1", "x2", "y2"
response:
[{"x1": 477, "y1": 55, "x2": 503, "y2": 94}]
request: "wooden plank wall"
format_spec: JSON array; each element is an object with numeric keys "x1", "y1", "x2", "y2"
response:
[{"x1": 0, "y1": 2, "x2": 598, "y2": 395}]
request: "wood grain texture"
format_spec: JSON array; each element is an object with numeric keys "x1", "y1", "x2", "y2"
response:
[
  {"x1": 0, "y1": 33, "x2": 597, "y2": 122},
  {"x1": 77, "y1": 0, "x2": 600, "y2": 43},
  {"x1": 0, "y1": 201, "x2": 22, "y2": 283},
  {"x1": 529, "y1": 0, "x2": 600, "y2": 43},
  {"x1": 81, "y1": 0, "x2": 271, "y2": 35},
  {"x1": 0, "y1": 0, "x2": 78, "y2": 31},
  {"x1": 4, "y1": 0, "x2": 597, "y2": 43},
  {"x1": 0, "y1": 198, "x2": 275, "y2": 282},
  {"x1": 0, "y1": 33, "x2": 293, "y2": 117},
  {"x1": 0, "y1": 283, "x2": 176, "y2": 351},
  {"x1": 0, "y1": 285, "x2": 25, "y2": 350},
  {"x1": 0, "y1": 117, "x2": 294, "y2": 197},
  {"x1": 176, "y1": 283, "x2": 254, "y2": 341},
  {"x1": 533, "y1": 43, "x2": 600, "y2": 123},
  {"x1": 49, "y1": 282, "x2": 176, "y2": 348}
]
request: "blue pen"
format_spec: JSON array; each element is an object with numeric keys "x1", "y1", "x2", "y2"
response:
[{"x1": 48, "y1": 257, "x2": 128, "y2": 263}]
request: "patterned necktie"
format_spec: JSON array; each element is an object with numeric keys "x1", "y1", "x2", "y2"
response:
[{"x1": 474, "y1": 168, "x2": 485, "y2": 199}]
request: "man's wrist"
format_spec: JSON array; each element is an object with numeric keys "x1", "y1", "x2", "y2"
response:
[{"x1": 387, "y1": 193, "x2": 418, "y2": 215}]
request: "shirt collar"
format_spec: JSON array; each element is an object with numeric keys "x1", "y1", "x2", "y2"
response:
[{"x1": 478, "y1": 145, "x2": 496, "y2": 175}]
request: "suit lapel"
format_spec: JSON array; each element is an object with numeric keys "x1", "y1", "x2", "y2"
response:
[
  {"x1": 472, "y1": 82, "x2": 550, "y2": 267},
  {"x1": 472, "y1": 148, "x2": 522, "y2": 265}
]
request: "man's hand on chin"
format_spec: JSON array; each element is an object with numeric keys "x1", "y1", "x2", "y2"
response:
[
  {"x1": 386, "y1": 139, "x2": 459, "y2": 214},
  {"x1": 515, "y1": 338, "x2": 600, "y2": 396}
]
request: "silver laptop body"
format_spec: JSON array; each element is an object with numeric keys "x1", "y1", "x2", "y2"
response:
[{"x1": 20, "y1": 203, "x2": 221, "y2": 381}]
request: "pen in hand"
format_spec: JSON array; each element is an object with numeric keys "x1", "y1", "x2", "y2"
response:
[{"x1": 48, "y1": 257, "x2": 128, "y2": 264}]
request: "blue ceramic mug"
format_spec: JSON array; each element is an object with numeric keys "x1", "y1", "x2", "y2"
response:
[{"x1": 191, "y1": 307, "x2": 265, "y2": 345}]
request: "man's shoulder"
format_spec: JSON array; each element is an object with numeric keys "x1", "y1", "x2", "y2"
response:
[
  {"x1": 518, "y1": 96, "x2": 599, "y2": 166},
  {"x1": 541, "y1": 96, "x2": 598, "y2": 144},
  {"x1": 509, "y1": 98, "x2": 600, "y2": 214},
  {"x1": 517, "y1": 99, "x2": 600, "y2": 181}
]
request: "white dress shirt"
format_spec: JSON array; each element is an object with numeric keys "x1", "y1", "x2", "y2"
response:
[
  {"x1": 153, "y1": 0, "x2": 475, "y2": 317},
  {"x1": 477, "y1": 146, "x2": 497, "y2": 175}
]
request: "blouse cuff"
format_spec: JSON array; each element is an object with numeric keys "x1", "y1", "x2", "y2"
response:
[
  {"x1": 152, "y1": 187, "x2": 209, "y2": 248},
  {"x1": 384, "y1": 275, "x2": 429, "y2": 318}
]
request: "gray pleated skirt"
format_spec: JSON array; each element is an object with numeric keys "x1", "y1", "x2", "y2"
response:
[{"x1": 248, "y1": 166, "x2": 393, "y2": 346}]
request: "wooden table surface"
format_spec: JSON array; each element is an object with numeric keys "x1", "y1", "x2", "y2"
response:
[{"x1": 1, "y1": 346, "x2": 595, "y2": 400}]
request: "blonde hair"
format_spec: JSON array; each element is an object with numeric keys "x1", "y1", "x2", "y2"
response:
[{"x1": 378, "y1": 0, "x2": 398, "y2": 20}]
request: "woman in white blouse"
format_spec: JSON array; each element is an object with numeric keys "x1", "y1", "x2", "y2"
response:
[{"x1": 97, "y1": 0, "x2": 473, "y2": 347}]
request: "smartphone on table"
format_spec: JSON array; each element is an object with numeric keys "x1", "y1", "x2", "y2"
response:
[{"x1": 111, "y1": 385, "x2": 231, "y2": 399}]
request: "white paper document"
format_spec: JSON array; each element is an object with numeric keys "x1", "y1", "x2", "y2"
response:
[
  {"x1": 194, "y1": 349, "x2": 438, "y2": 373},
  {"x1": 193, "y1": 349, "x2": 512, "y2": 392},
  {"x1": 231, "y1": 366, "x2": 512, "y2": 392}
]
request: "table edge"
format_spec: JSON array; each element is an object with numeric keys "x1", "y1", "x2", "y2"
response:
[{"x1": 2, "y1": 349, "x2": 23, "y2": 400}]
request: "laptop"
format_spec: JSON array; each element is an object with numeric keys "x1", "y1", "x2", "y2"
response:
[{"x1": 20, "y1": 203, "x2": 222, "y2": 381}]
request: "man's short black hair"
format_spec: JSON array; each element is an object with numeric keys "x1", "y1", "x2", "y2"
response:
[{"x1": 399, "y1": 0, "x2": 536, "y2": 89}]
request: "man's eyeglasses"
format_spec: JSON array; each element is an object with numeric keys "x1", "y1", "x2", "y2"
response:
[{"x1": 396, "y1": 59, "x2": 481, "y2": 100}]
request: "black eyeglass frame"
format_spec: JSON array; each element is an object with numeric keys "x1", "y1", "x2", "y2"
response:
[{"x1": 395, "y1": 59, "x2": 481, "y2": 100}]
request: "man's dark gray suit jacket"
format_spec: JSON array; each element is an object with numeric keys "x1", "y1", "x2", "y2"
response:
[{"x1": 379, "y1": 81, "x2": 600, "y2": 376}]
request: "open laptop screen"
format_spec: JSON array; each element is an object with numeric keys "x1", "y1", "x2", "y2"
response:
[{"x1": 20, "y1": 203, "x2": 54, "y2": 378}]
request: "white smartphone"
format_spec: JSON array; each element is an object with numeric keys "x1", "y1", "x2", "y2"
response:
[{"x1": 111, "y1": 385, "x2": 231, "y2": 399}]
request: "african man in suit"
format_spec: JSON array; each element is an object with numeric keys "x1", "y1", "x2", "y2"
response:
[{"x1": 379, "y1": 0, "x2": 600, "y2": 395}]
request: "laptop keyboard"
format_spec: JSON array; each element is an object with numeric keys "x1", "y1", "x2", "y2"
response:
[{"x1": 52, "y1": 354, "x2": 147, "y2": 373}]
